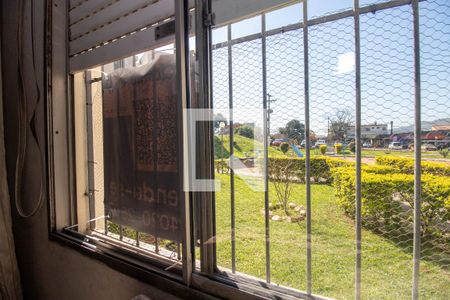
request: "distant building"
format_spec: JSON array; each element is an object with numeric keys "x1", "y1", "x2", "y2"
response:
[
  {"x1": 346, "y1": 122, "x2": 389, "y2": 139},
  {"x1": 431, "y1": 124, "x2": 450, "y2": 131},
  {"x1": 271, "y1": 133, "x2": 287, "y2": 140}
]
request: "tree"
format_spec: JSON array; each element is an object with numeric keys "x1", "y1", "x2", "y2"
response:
[
  {"x1": 310, "y1": 130, "x2": 318, "y2": 143},
  {"x1": 280, "y1": 142, "x2": 290, "y2": 154},
  {"x1": 235, "y1": 125, "x2": 254, "y2": 139},
  {"x1": 329, "y1": 109, "x2": 353, "y2": 142},
  {"x1": 279, "y1": 119, "x2": 305, "y2": 144},
  {"x1": 269, "y1": 159, "x2": 296, "y2": 215}
]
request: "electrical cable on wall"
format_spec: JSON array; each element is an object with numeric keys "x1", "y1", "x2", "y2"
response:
[{"x1": 15, "y1": 0, "x2": 44, "y2": 218}]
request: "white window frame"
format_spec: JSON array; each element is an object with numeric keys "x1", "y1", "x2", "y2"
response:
[{"x1": 47, "y1": 0, "x2": 318, "y2": 299}]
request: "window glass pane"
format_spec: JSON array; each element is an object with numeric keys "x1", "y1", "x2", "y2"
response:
[{"x1": 71, "y1": 0, "x2": 191, "y2": 268}]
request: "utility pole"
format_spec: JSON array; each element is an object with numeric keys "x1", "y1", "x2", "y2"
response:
[
  {"x1": 328, "y1": 116, "x2": 330, "y2": 146},
  {"x1": 267, "y1": 93, "x2": 277, "y2": 140}
]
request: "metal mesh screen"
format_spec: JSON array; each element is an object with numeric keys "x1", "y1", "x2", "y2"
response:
[{"x1": 211, "y1": 0, "x2": 449, "y2": 298}]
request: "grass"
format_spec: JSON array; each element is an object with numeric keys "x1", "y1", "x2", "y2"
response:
[
  {"x1": 215, "y1": 173, "x2": 450, "y2": 299},
  {"x1": 214, "y1": 134, "x2": 450, "y2": 162},
  {"x1": 361, "y1": 149, "x2": 449, "y2": 160},
  {"x1": 214, "y1": 134, "x2": 285, "y2": 158}
]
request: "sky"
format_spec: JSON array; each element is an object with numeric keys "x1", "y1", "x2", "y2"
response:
[{"x1": 209, "y1": 0, "x2": 450, "y2": 136}]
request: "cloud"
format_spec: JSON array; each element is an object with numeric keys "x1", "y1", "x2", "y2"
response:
[{"x1": 335, "y1": 52, "x2": 355, "y2": 75}]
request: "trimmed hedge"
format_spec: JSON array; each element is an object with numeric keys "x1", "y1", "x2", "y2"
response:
[
  {"x1": 267, "y1": 156, "x2": 353, "y2": 183},
  {"x1": 376, "y1": 156, "x2": 450, "y2": 176},
  {"x1": 332, "y1": 167, "x2": 412, "y2": 226},
  {"x1": 361, "y1": 165, "x2": 400, "y2": 175},
  {"x1": 332, "y1": 166, "x2": 450, "y2": 239}
]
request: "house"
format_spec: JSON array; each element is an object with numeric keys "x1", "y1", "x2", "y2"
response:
[
  {"x1": 346, "y1": 122, "x2": 389, "y2": 138},
  {"x1": 346, "y1": 122, "x2": 389, "y2": 146},
  {"x1": 431, "y1": 124, "x2": 450, "y2": 131}
]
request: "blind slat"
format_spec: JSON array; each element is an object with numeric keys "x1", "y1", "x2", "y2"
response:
[
  {"x1": 68, "y1": 0, "x2": 293, "y2": 72},
  {"x1": 70, "y1": 0, "x2": 113, "y2": 24},
  {"x1": 69, "y1": 0, "x2": 173, "y2": 56},
  {"x1": 70, "y1": 0, "x2": 154, "y2": 39},
  {"x1": 69, "y1": 25, "x2": 172, "y2": 72}
]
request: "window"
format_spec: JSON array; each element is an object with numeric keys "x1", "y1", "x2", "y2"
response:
[
  {"x1": 51, "y1": 0, "x2": 193, "y2": 285},
  {"x1": 48, "y1": 0, "x2": 450, "y2": 299},
  {"x1": 73, "y1": 48, "x2": 184, "y2": 264}
]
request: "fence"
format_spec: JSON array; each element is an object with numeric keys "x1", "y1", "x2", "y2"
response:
[{"x1": 211, "y1": 0, "x2": 449, "y2": 299}]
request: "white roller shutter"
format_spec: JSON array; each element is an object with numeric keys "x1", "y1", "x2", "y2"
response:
[
  {"x1": 69, "y1": 0, "x2": 177, "y2": 72},
  {"x1": 68, "y1": 0, "x2": 296, "y2": 72}
]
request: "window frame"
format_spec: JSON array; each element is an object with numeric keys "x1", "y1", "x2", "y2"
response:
[
  {"x1": 48, "y1": 0, "x2": 195, "y2": 283},
  {"x1": 46, "y1": 0, "x2": 327, "y2": 299}
]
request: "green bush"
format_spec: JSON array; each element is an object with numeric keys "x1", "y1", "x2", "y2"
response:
[
  {"x1": 269, "y1": 158, "x2": 297, "y2": 213},
  {"x1": 332, "y1": 167, "x2": 409, "y2": 228},
  {"x1": 440, "y1": 149, "x2": 449, "y2": 158},
  {"x1": 417, "y1": 175, "x2": 450, "y2": 239},
  {"x1": 267, "y1": 156, "x2": 353, "y2": 183},
  {"x1": 376, "y1": 156, "x2": 450, "y2": 176},
  {"x1": 280, "y1": 142, "x2": 290, "y2": 154},
  {"x1": 335, "y1": 143, "x2": 343, "y2": 154},
  {"x1": 215, "y1": 159, "x2": 230, "y2": 174},
  {"x1": 320, "y1": 144, "x2": 327, "y2": 155},
  {"x1": 235, "y1": 125, "x2": 254, "y2": 139},
  {"x1": 348, "y1": 142, "x2": 356, "y2": 153},
  {"x1": 361, "y1": 165, "x2": 400, "y2": 174},
  {"x1": 332, "y1": 167, "x2": 450, "y2": 239}
]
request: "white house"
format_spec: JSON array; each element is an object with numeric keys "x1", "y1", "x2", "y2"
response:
[{"x1": 346, "y1": 122, "x2": 389, "y2": 139}]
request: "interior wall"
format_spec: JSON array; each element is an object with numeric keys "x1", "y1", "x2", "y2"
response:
[{"x1": 0, "y1": 1, "x2": 183, "y2": 299}]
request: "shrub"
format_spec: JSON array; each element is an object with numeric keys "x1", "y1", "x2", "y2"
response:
[
  {"x1": 335, "y1": 143, "x2": 343, "y2": 154},
  {"x1": 215, "y1": 159, "x2": 229, "y2": 174},
  {"x1": 332, "y1": 167, "x2": 409, "y2": 229},
  {"x1": 270, "y1": 158, "x2": 296, "y2": 214},
  {"x1": 361, "y1": 165, "x2": 400, "y2": 174},
  {"x1": 348, "y1": 141, "x2": 356, "y2": 153},
  {"x1": 320, "y1": 144, "x2": 327, "y2": 155},
  {"x1": 235, "y1": 125, "x2": 254, "y2": 139},
  {"x1": 280, "y1": 142, "x2": 290, "y2": 154},
  {"x1": 376, "y1": 156, "x2": 450, "y2": 176},
  {"x1": 332, "y1": 167, "x2": 450, "y2": 239},
  {"x1": 416, "y1": 175, "x2": 450, "y2": 239},
  {"x1": 267, "y1": 156, "x2": 353, "y2": 183},
  {"x1": 439, "y1": 149, "x2": 449, "y2": 158}
]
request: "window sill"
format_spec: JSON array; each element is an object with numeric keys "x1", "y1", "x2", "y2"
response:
[
  {"x1": 49, "y1": 230, "x2": 210, "y2": 299},
  {"x1": 50, "y1": 230, "x2": 327, "y2": 300}
]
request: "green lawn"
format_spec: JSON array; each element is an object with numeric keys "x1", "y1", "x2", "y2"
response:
[
  {"x1": 214, "y1": 173, "x2": 450, "y2": 299},
  {"x1": 214, "y1": 134, "x2": 450, "y2": 162},
  {"x1": 361, "y1": 149, "x2": 449, "y2": 160},
  {"x1": 214, "y1": 134, "x2": 285, "y2": 158}
]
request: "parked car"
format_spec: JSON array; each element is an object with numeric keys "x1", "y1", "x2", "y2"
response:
[
  {"x1": 300, "y1": 140, "x2": 313, "y2": 148},
  {"x1": 315, "y1": 140, "x2": 327, "y2": 149},
  {"x1": 436, "y1": 142, "x2": 450, "y2": 150},
  {"x1": 271, "y1": 139, "x2": 285, "y2": 146},
  {"x1": 421, "y1": 143, "x2": 437, "y2": 151},
  {"x1": 388, "y1": 142, "x2": 403, "y2": 150},
  {"x1": 362, "y1": 142, "x2": 372, "y2": 148}
]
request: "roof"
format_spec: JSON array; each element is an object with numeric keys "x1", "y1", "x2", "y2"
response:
[{"x1": 432, "y1": 124, "x2": 450, "y2": 131}]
